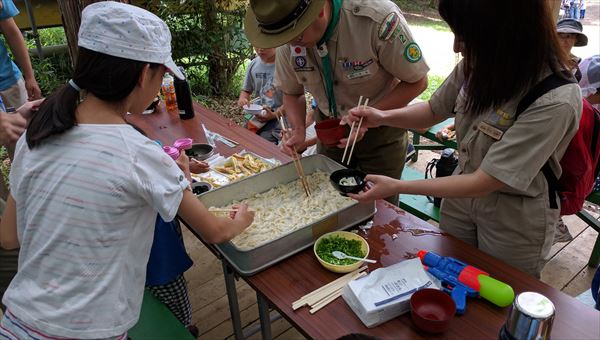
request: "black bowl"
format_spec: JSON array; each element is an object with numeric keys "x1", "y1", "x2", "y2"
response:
[
  {"x1": 191, "y1": 181, "x2": 212, "y2": 195},
  {"x1": 329, "y1": 169, "x2": 367, "y2": 196},
  {"x1": 185, "y1": 143, "x2": 214, "y2": 161}
]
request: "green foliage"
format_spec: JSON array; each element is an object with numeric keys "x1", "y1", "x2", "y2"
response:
[
  {"x1": 0, "y1": 147, "x2": 9, "y2": 188},
  {"x1": 24, "y1": 27, "x2": 72, "y2": 95},
  {"x1": 393, "y1": 0, "x2": 449, "y2": 32},
  {"x1": 419, "y1": 74, "x2": 446, "y2": 101},
  {"x1": 139, "y1": 0, "x2": 253, "y2": 97}
]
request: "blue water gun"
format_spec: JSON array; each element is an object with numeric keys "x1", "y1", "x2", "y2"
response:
[{"x1": 418, "y1": 250, "x2": 514, "y2": 314}]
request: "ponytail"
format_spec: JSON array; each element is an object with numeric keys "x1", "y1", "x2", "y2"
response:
[{"x1": 26, "y1": 84, "x2": 79, "y2": 148}]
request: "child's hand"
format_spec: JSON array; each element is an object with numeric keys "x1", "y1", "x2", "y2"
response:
[
  {"x1": 238, "y1": 97, "x2": 249, "y2": 108},
  {"x1": 189, "y1": 159, "x2": 210, "y2": 174},
  {"x1": 257, "y1": 106, "x2": 276, "y2": 122},
  {"x1": 230, "y1": 204, "x2": 255, "y2": 228}
]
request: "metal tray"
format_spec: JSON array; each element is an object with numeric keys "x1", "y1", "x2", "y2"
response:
[{"x1": 197, "y1": 154, "x2": 376, "y2": 276}]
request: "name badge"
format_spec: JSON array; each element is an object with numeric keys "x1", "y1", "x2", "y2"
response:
[
  {"x1": 347, "y1": 70, "x2": 371, "y2": 80},
  {"x1": 477, "y1": 121, "x2": 503, "y2": 140}
]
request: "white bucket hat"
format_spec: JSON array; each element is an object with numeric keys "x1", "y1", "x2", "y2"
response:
[
  {"x1": 78, "y1": 2, "x2": 184, "y2": 79},
  {"x1": 579, "y1": 55, "x2": 600, "y2": 99}
]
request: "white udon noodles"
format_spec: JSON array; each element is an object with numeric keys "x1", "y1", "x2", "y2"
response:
[{"x1": 215, "y1": 170, "x2": 354, "y2": 250}]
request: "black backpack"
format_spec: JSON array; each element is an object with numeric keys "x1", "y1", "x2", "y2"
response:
[{"x1": 425, "y1": 148, "x2": 459, "y2": 207}]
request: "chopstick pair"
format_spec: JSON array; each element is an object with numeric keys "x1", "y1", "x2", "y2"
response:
[
  {"x1": 341, "y1": 96, "x2": 369, "y2": 165},
  {"x1": 292, "y1": 266, "x2": 367, "y2": 314},
  {"x1": 277, "y1": 114, "x2": 311, "y2": 197}
]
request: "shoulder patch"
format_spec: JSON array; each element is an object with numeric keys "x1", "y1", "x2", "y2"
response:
[
  {"x1": 404, "y1": 42, "x2": 422, "y2": 63},
  {"x1": 378, "y1": 13, "x2": 401, "y2": 41}
]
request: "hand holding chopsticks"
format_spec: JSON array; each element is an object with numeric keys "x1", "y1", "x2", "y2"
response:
[
  {"x1": 342, "y1": 97, "x2": 369, "y2": 165},
  {"x1": 277, "y1": 113, "x2": 311, "y2": 197}
]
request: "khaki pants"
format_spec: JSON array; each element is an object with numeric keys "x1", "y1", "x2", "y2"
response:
[
  {"x1": 439, "y1": 190, "x2": 557, "y2": 278},
  {"x1": 0, "y1": 79, "x2": 27, "y2": 109},
  {"x1": 316, "y1": 110, "x2": 407, "y2": 205}
]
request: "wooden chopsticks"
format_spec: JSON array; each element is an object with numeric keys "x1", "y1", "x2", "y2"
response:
[
  {"x1": 292, "y1": 266, "x2": 367, "y2": 314},
  {"x1": 277, "y1": 113, "x2": 311, "y2": 197},
  {"x1": 342, "y1": 97, "x2": 369, "y2": 165}
]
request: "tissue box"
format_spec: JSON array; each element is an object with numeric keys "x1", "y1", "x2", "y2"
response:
[{"x1": 342, "y1": 258, "x2": 440, "y2": 328}]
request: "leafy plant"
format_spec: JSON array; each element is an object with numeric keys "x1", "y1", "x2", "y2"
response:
[
  {"x1": 139, "y1": 0, "x2": 253, "y2": 97},
  {"x1": 419, "y1": 74, "x2": 446, "y2": 101}
]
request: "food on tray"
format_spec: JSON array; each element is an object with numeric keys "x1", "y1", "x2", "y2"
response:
[
  {"x1": 316, "y1": 235, "x2": 365, "y2": 265},
  {"x1": 212, "y1": 170, "x2": 354, "y2": 250},
  {"x1": 339, "y1": 176, "x2": 358, "y2": 186},
  {"x1": 214, "y1": 153, "x2": 274, "y2": 181}
]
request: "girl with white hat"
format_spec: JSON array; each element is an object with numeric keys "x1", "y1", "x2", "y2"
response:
[{"x1": 0, "y1": 2, "x2": 254, "y2": 338}]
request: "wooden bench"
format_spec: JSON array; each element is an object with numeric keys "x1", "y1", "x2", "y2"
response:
[
  {"x1": 129, "y1": 290, "x2": 194, "y2": 340},
  {"x1": 399, "y1": 167, "x2": 440, "y2": 222},
  {"x1": 410, "y1": 118, "x2": 456, "y2": 162}
]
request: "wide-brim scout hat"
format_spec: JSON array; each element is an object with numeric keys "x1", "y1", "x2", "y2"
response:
[
  {"x1": 79, "y1": 2, "x2": 184, "y2": 79},
  {"x1": 245, "y1": 0, "x2": 325, "y2": 48},
  {"x1": 557, "y1": 18, "x2": 588, "y2": 47}
]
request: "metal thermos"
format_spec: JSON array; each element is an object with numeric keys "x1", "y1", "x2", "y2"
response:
[
  {"x1": 174, "y1": 66, "x2": 195, "y2": 120},
  {"x1": 499, "y1": 292, "x2": 555, "y2": 340}
]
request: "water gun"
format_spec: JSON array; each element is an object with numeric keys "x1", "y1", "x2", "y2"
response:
[{"x1": 418, "y1": 250, "x2": 515, "y2": 314}]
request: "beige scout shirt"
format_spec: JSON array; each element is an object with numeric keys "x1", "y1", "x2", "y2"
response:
[
  {"x1": 429, "y1": 61, "x2": 582, "y2": 198},
  {"x1": 274, "y1": 0, "x2": 429, "y2": 117}
]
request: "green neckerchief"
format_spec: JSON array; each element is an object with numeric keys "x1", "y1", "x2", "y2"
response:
[{"x1": 317, "y1": 0, "x2": 343, "y2": 118}]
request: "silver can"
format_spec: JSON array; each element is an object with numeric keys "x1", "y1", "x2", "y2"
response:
[{"x1": 500, "y1": 292, "x2": 555, "y2": 340}]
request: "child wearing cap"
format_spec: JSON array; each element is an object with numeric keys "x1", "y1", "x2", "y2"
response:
[
  {"x1": 238, "y1": 47, "x2": 284, "y2": 144},
  {"x1": 0, "y1": 2, "x2": 253, "y2": 339}
]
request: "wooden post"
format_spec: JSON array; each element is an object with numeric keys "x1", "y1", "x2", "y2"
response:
[{"x1": 56, "y1": 0, "x2": 129, "y2": 64}]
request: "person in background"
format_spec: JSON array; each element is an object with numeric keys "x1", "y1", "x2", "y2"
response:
[
  {"x1": 556, "y1": 18, "x2": 588, "y2": 82},
  {"x1": 580, "y1": 0, "x2": 587, "y2": 19},
  {"x1": 237, "y1": 46, "x2": 283, "y2": 144},
  {"x1": 0, "y1": 0, "x2": 41, "y2": 108},
  {"x1": 570, "y1": 0, "x2": 581, "y2": 20},
  {"x1": 244, "y1": 0, "x2": 429, "y2": 205},
  {"x1": 0, "y1": 3, "x2": 253, "y2": 338},
  {"x1": 345, "y1": 0, "x2": 581, "y2": 277}
]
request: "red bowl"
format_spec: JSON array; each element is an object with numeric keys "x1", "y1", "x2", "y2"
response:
[
  {"x1": 315, "y1": 118, "x2": 346, "y2": 147},
  {"x1": 410, "y1": 288, "x2": 456, "y2": 333}
]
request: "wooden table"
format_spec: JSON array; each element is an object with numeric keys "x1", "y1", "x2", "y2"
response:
[
  {"x1": 245, "y1": 200, "x2": 600, "y2": 339},
  {"x1": 129, "y1": 105, "x2": 600, "y2": 340}
]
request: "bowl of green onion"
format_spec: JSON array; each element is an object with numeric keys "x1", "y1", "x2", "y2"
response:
[{"x1": 313, "y1": 231, "x2": 370, "y2": 273}]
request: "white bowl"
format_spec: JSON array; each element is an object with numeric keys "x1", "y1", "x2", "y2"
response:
[{"x1": 243, "y1": 104, "x2": 263, "y2": 115}]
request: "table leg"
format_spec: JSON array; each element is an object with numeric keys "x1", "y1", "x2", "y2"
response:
[
  {"x1": 576, "y1": 210, "x2": 600, "y2": 267},
  {"x1": 257, "y1": 292, "x2": 272, "y2": 340},
  {"x1": 222, "y1": 261, "x2": 244, "y2": 340}
]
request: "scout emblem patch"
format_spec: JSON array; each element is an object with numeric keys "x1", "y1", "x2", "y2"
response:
[
  {"x1": 404, "y1": 42, "x2": 422, "y2": 63},
  {"x1": 379, "y1": 12, "x2": 401, "y2": 41},
  {"x1": 295, "y1": 56, "x2": 307, "y2": 68}
]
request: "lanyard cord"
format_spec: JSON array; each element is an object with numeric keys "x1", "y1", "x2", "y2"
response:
[{"x1": 316, "y1": 0, "x2": 343, "y2": 118}]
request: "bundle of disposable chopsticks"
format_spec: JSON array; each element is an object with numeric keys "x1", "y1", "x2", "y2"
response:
[
  {"x1": 277, "y1": 111, "x2": 311, "y2": 197},
  {"x1": 341, "y1": 96, "x2": 369, "y2": 165},
  {"x1": 292, "y1": 266, "x2": 367, "y2": 314}
]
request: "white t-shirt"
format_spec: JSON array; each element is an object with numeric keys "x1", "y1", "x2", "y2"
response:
[{"x1": 4, "y1": 124, "x2": 189, "y2": 338}]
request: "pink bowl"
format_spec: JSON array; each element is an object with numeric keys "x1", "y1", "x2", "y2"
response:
[
  {"x1": 162, "y1": 146, "x2": 180, "y2": 160},
  {"x1": 410, "y1": 288, "x2": 456, "y2": 333},
  {"x1": 315, "y1": 118, "x2": 346, "y2": 147},
  {"x1": 173, "y1": 138, "x2": 193, "y2": 150}
]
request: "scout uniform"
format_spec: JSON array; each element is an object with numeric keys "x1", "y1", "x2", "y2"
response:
[
  {"x1": 429, "y1": 61, "x2": 582, "y2": 277},
  {"x1": 274, "y1": 0, "x2": 429, "y2": 204}
]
